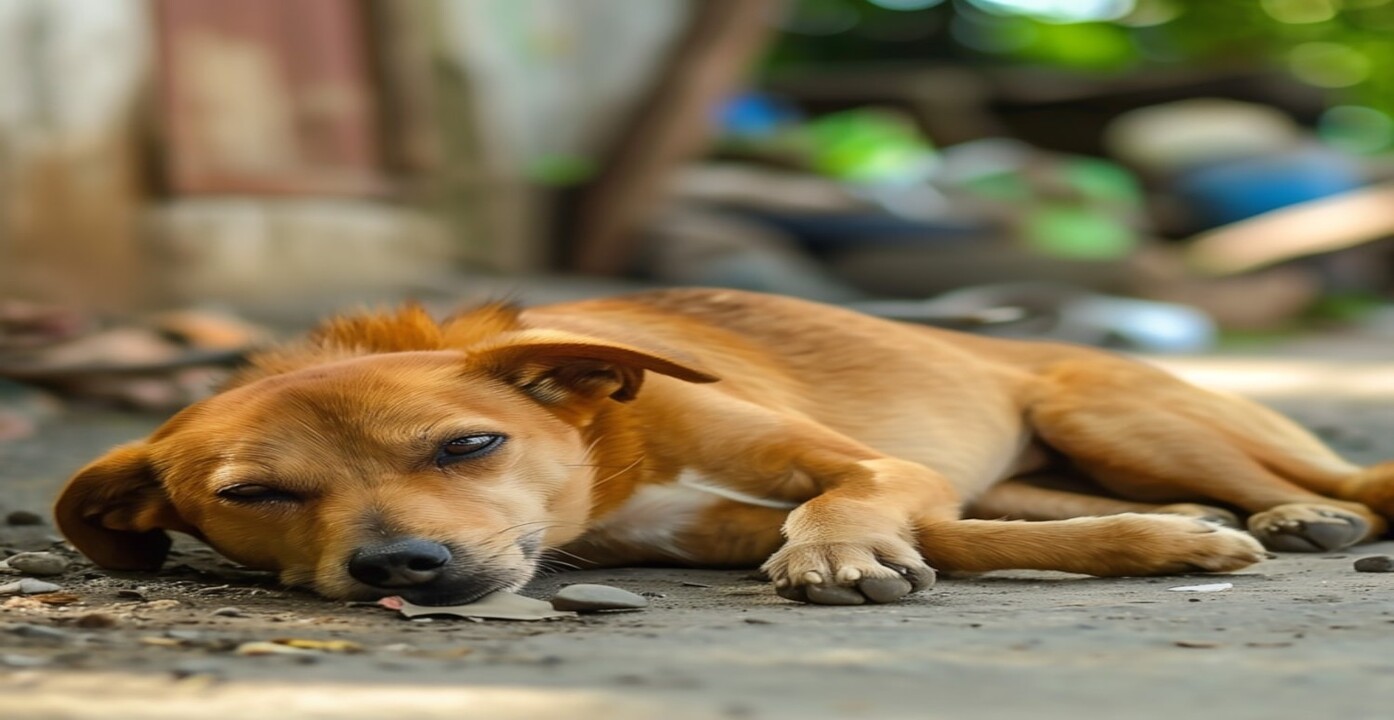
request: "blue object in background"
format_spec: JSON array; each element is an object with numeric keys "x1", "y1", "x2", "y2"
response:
[
  {"x1": 718, "y1": 93, "x2": 803, "y2": 139},
  {"x1": 1175, "y1": 147, "x2": 1364, "y2": 228}
]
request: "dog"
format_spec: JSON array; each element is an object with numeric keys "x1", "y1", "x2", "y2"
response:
[{"x1": 55, "y1": 289, "x2": 1394, "y2": 606}]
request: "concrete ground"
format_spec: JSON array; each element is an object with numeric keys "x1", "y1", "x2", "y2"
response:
[{"x1": 4, "y1": 357, "x2": 1394, "y2": 720}]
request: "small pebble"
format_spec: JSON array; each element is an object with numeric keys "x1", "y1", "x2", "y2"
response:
[
  {"x1": 0, "y1": 578, "x2": 62, "y2": 595},
  {"x1": 6, "y1": 552, "x2": 68, "y2": 576},
  {"x1": 210, "y1": 607, "x2": 246, "y2": 617},
  {"x1": 5, "y1": 511, "x2": 43, "y2": 526},
  {"x1": 172, "y1": 660, "x2": 223, "y2": 679},
  {"x1": 550, "y1": 584, "x2": 649, "y2": 612},
  {"x1": 1353, "y1": 555, "x2": 1394, "y2": 573},
  {"x1": 73, "y1": 613, "x2": 118, "y2": 629}
]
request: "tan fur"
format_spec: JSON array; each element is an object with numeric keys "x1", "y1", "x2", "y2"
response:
[{"x1": 53, "y1": 289, "x2": 1394, "y2": 605}]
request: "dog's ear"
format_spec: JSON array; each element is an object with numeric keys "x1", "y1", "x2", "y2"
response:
[
  {"x1": 54, "y1": 444, "x2": 191, "y2": 571},
  {"x1": 470, "y1": 329, "x2": 719, "y2": 406}
]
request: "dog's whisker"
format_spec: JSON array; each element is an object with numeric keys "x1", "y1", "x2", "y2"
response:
[
  {"x1": 533, "y1": 555, "x2": 582, "y2": 574},
  {"x1": 488, "y1": 520, "x2": 587, "y2": 540},
  {"x1": 543, "y1": 546, "x2": 594, "y2": 566},
  {"x1": 587, "y1": 455, "x2": 645, "y2": 491}
]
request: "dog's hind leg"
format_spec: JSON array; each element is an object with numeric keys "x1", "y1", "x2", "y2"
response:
[
  {"x1": 1197, "y1": 397, "x2": 1394, "y2": 524},
  {"x1": 1025, "y1": 359, "x2": 1385, "y2": 552},
  {"x1": 968, "y1": 478, "x2": 1240, "y2": 528},
  {"x1": 916, "y1": 514, "x2": 1264, "y2": 577}
]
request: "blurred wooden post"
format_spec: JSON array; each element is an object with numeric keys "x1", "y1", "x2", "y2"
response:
[
  {"x1": 0, "y1": 0, "x2": 151, "y2": 311},
  {"x1": 572, "y1": 0, "x2": 779, "y2": 275},
  {"x1": 369, "y1": 0, "x2": 442, "y2": 178}
]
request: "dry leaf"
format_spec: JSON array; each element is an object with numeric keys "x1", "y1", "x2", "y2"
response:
[
  {"x1": 234, "y1": 641, "x2": 316, "y2": 656},
  {"x1": 272, "y1": 638, "x2": 364, "y2": 654},
  {"x1": 1167, "y1": 583, "x2": 1233, "y2": 593},
  {"x1": 387, "y1": 592, "x2": 576, "y2": 622},
  {"x1": 139, "y1": 636, "x2": 186, "y2": 647},
  {"x1": 31, "y1": 593, "x2": 81, "y2": 606}
]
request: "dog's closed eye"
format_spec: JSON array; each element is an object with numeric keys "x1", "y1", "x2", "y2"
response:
[
  {"x1": 217, "y1": 484, "x2": 300, "y2": 504},
  {"x1": 436, "y1": 434, "x2": 507, "y2": 467}
]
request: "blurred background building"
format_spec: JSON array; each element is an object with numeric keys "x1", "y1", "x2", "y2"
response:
[{"x1": 4, "y1": 0, "x2": 1394, "y2": 415}]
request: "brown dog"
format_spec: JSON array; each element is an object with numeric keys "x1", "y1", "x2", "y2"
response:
[{"x1": 55, "y1": 289, "x2": 1394, "y2": 605}]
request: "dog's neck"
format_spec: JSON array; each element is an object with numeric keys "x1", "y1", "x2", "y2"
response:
[{"x1": 579, "y1": 403, "x2": 667, "y2": 522}]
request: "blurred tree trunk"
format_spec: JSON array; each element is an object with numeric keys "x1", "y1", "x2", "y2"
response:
[{"x1": 572, "y1": 0, "x2": 780, "y2": 275}]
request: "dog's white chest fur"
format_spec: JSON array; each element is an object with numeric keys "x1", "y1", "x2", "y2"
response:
[{"x1": 586, "y1": 470, "x2": 798, "y2": 559}]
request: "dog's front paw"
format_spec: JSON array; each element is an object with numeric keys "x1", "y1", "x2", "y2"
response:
[
  {"x1": 761, "y1": 539, "x2": 935, "y2": 605},
  {"x1": 1119, "y1": 515, "x2": 1266, "y2": 574}
]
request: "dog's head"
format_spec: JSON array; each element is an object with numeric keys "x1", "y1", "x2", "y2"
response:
[{"x1": 54, "y1": 308, "x2": 716, "y2": 604}]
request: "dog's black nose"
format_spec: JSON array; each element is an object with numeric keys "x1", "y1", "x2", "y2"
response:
[{"x1": 347, "y1": 538, "x2": 452, "y2": 588}]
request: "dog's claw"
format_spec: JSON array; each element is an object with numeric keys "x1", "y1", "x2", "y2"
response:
[
  {"x1": 775, "y1": 584, "x2": 807, "y2": 603},
  {"x1": 882, "y1": 562, "x2": 936, "y2": 592}
]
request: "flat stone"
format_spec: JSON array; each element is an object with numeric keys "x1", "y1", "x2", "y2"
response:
[
  {"x1": 6, "y1": 552, "x2": 68, "y2": 576},
  {"x1": 550, "y1": 584, "x2": 649, "y2": 612},
  {"x1": 0, "y1": 578, "x2": 62, "y2": 595},
  {"x1": 6, "y1": 623, "x2": 69, "y2": 641},
  {"x1": 1353, "y1": 555, "x2": 1394, "y2": 573},
  {"x1": 1, "y1": 653, "x2": 51, "y2": 667},
  {"x1": 4, "y1": 511, "x2": 43, "y2": 526}
]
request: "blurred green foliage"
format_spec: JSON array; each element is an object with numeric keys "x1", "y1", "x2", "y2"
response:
[{"x1": 769, "y1": 0, "x2": 1394, "y2": 150}]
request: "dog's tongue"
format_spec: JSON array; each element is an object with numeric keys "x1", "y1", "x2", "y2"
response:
[{"x1": 379, "y1": 592, "x2": 574, "y2": 621}]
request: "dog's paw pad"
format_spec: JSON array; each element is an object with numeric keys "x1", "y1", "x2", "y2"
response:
[
  {"x1": 1248, "y1": 505, "x2": 1369, "y2": 553},
  {"x1": 805, "y1": 584, "x2": 868, "y2": 605},
  {"x1": 856, "y1": 576, "x2": 913, "y2": 604}
]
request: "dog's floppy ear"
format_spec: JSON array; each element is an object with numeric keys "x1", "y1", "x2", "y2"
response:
[
  {"x1": 469, "y1": 329, "x2": 719, "y2": 405},
  {"x1": 54, "y1": 444, "x2": 190, "y2": 571}
]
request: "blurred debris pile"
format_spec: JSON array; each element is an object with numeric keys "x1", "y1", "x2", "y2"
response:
[
  {"x1": 623, "y1": 0, "x2": 1394, "y2": 345},
  {"x1": 0, "y1": 302, "x2": 267, "y2": 439}
]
